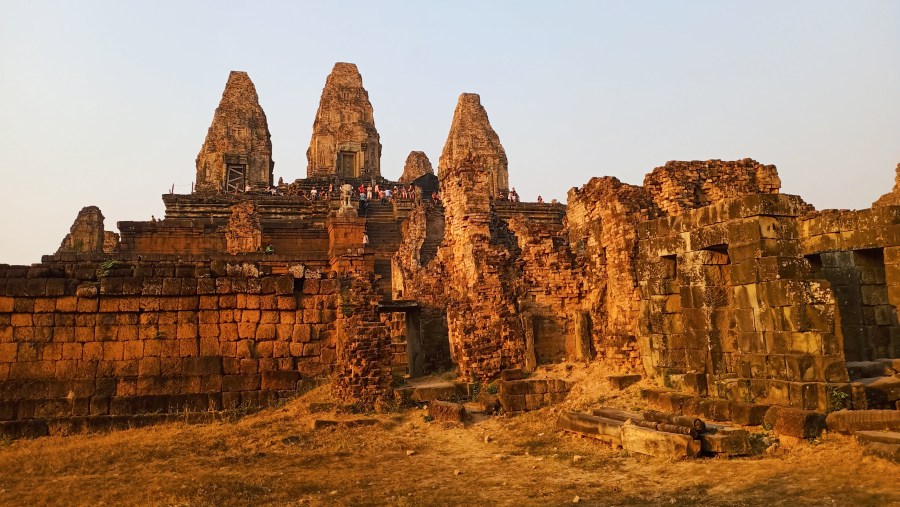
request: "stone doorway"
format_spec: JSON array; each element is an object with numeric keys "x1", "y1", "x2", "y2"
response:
[
  {"x1": 338, "y1": 151, "x2": 357, "y2": 178},
  {"x1": 225, "y1": 164, "x2": 246, "y2": 192},
  {"x1": 378, "y1": 301, "x2": 452, "y2": 378}
]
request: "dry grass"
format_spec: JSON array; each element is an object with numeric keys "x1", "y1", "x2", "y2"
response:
[{"x1": 0, "y1": 363, "x2": 897, "y2": 506}]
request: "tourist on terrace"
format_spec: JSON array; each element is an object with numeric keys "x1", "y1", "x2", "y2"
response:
[
  {"x1": 310, "y1": 187, "x2": 318, "y2": 200},
  {"x1": 362, "y1": 233, "x2": 369, "y2": 248},
  {"x1": 265, "y1": 243, "x2": 274, "y2": 255},
  {"x1": 537, "y1": 195, "x2": 543, "y2": 203}
]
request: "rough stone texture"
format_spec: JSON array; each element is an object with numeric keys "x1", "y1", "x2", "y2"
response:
[
  {"x1": 873, "y1": 163, "x2": 900, "y2": 207},
  {"x1": 307, "y1": 63, "x2": 381, "y2": 180},
  {"x1": 643, "y1": 159, "x2": 781, "y2": 216},
  {"x1": 438, "y1": 156, "x2": 525, "y2": 380},
  {"x1": 439, "y1": 94, "x2": 508, "y2": 198},
  {"x1": 332, "y1": 275, "x2": 393, "y2": 408},
  {"x1": 225, "y1": 201, "x2": 262, "y2": 255},
  {"x1": 195, "y1": 71, "x2": 273, "y2": 194},
  {"x1": 399, "y1": 151, "x2": 434, "y2": 184},
  {"x1": 428, "y1": 400, "x2": 466, "y2": 423},
  {"x1": 57, "y1": 206, "x2": 107, "y2": 255}
]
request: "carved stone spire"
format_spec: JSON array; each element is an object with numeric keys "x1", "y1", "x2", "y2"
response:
[
  {"x1": 195, "y1": 71, "x2": 273, "y2": 194},
  {"x1": 399, "y1": 151, "x2": 434, "y2": 184},
  {"x1": 438, "y1": 93, "x2": 509, "y2": 198},
  {"x1": 307, "y1": 62, "x2": 381, "y2": 180}
]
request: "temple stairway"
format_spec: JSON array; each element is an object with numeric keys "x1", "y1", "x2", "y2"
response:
[{"x1": 365, "y1": 201, "x2": 403, "y2": 299}]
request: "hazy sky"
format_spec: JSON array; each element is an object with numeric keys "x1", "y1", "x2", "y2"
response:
[{"x1": 1, "y1": 1, "x2": 898, "y2": 265}]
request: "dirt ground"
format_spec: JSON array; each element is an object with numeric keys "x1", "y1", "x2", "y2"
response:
[{"x1": 0, "y1": 363, "x2": 897, "y2": 507}]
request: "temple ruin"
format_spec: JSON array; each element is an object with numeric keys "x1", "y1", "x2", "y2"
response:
[{"x1": 0, "y1": 63, "x2": 898, "y2": 444}]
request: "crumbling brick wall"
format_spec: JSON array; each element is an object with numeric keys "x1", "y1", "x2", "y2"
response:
[
  {"x1": 332, "y1": 274, "x2": 393, "y2": 408},
  {"x1": 566, "y1": 177, "x2": 657, "y2": 370},
  {"x1": 643, "y1": 159, "x2": 780, "y2": 215}
]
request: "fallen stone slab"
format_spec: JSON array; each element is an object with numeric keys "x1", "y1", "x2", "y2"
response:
[
  {"x1": 607, "y1": 374, "x2": 642, "y2": 390},
  {"x1": 852, "y1": 376, "x2": 900, "y2": 408},
  {"x1": 855, "y1": 431, "x2": 900, "y2": 463},
  {"x1": 620, "y1": 422, "x2": 701, "y2": 459},
  {"x1": 699, "y1": 424, "x2": 751, "y2": 456},
  {"x1": 764, "y1": 406, "x2": 826, "y2": 439},
  {"x1": 428, "y1": 400, "x2": 466, "y2": 423},
  {"x1": 556, "y1": 412, "x2": 623, "y2": 447},
  {"x1": 826, "y1": 410, "x2": 900, "y2": 434}
]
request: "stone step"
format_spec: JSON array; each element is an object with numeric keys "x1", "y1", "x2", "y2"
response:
[
  {"x1": 852, "y1": 375, "x2": 900, "y2": 407},
  {"x1": 876, "y1": 358, "x2": 900, "y2": 373},
  {"x1": 847, "y1": 361, "x2": 895, "y2": 380},
  {"x1": 855, "y1": 430, "x2": 900, "y2": 463}
]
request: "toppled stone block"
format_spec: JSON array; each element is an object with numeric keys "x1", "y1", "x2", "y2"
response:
[
  {"x1": 620, "y1": 421, "x2": 701, "y2": 459},
  {"x1": 763, "y1": 406, "x2": 826, "y2": 439},
  {"x1": 499, "y1": 378, "x2": 571, "y2": 414},
  {"x1": 428, "y1": 400, "x2": 466, "y2": 423},
  {"x1": 556, "y1": 412, "x2": 624, "y2": 447}
]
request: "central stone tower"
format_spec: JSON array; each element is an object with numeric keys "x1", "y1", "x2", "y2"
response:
[
  {"x1": 307, "y1": 62, "x2": 381, "y2": 180},
  {"x1": 439, "y1": 93, "x2": 509, "y2": 199}
]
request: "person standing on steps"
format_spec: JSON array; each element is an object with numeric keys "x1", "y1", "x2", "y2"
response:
[{"x1": 362, "y1": 233, "x2": 369, "y2": 248}]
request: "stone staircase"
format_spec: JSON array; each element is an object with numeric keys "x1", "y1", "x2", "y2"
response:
[{"x1": 846, "y1": 358, "x2": 900, "y2": 409}]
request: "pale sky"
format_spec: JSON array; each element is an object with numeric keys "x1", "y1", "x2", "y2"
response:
[{"x1": 1, "y1": 1, "x2": 898, "y2": 265}]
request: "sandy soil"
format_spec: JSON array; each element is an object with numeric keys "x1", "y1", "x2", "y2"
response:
[{"x1": 0, "y1": 363, "x2": 897, "y2": 507}]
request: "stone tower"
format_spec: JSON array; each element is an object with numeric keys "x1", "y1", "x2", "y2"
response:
[
  {"x1": 399, "y1": 151, "x2": 434, "y2": 184},
  {"x1": 195, "y1": 71, "x2": 274, "y2": 194},
  {"x1": 307, "y1": 62, "x2": 381, "y2": 180},
  {"x1": 438, "y1": 93, "x2": 509, "y2": 199}
]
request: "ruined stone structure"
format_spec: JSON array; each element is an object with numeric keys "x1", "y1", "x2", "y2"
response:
[
  {"x1": 195, "y1": 71, "x2": 274, "y2": 194},
  {"x1": 399, "y1": 151, "x2": 434, "y2": 184},
  {"x1": 1, "y1": 63, "x2": 897, "y2": 437},
  {"x1": 57, "y1": 206, "x2": 110, "y2": 255},
  {"x1": 439, "y1": 94, "x2": 509, "y2": 199},
  {"x1": 307, "y1": 63, "x2": 381, "y2": 180}
]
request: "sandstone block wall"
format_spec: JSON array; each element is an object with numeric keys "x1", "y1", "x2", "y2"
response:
[
  {"x1": 637, "y1": 194, "x2": 849, "y2": 411},
  {"x1": 0, "y1": 259, "x2": 345, "y2": 436}
]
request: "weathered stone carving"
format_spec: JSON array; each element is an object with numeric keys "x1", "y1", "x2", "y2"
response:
[
  {"x1": 307, "y1": 62, "x2": 381, "y2": 180},
  {"x1": 399, "y1": 151, "x2": 434, "y2": 184},
  {"x1": 224, "y1": 201, "x2": 262, "y2": 254},
  {"x1": 57, "y1": 206, "x2": 106, "y2": 254},
  {"x1": 195, "y1": 71, "x2": 273, "y2": 194},
  {"x1": 439, "y1": 93, "x2": 509, "y2": 198}
]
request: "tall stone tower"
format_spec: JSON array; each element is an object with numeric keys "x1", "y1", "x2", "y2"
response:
[
  {"x1": 307, "y1": 62, "x2": 381, "y2": 180},
  {"x1": 195, "y1": 71, "x2": 274, "y2": 194},
  {"x1": 438, "y1": 93, "x2": 509, "y2": 199}
]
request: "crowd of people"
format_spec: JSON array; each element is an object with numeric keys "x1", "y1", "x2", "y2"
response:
[{"x1": 212, "y1": 180, "x2": 557, "y2": 206}]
